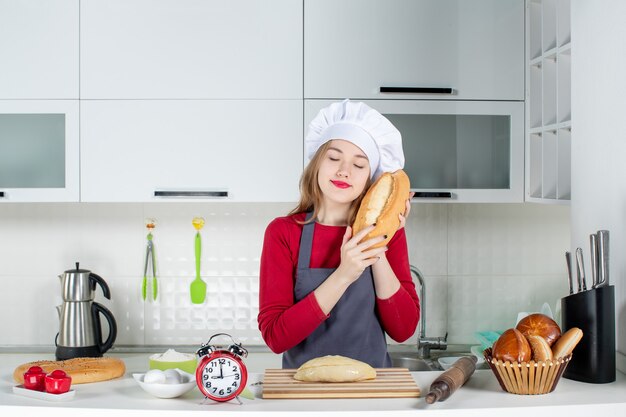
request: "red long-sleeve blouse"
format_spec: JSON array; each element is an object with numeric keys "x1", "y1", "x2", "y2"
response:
[{"x1": 257, "y1": 212, "x2": 420, "y2": 354}]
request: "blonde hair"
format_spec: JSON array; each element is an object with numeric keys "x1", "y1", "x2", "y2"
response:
[{"x1": 289, "y1": 141, "x2": 372, "y2": 225}]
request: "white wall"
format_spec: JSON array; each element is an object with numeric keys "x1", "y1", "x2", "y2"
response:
[
  {"x1": 571, "y1": 1, "x2": 626, "y2": 373},
  {"x1": 0, "y1": 202, "x2": 569, "y2": 349}
]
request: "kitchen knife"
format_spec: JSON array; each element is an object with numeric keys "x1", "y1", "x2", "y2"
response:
[
  {"x1": 590, "y1": 234, "x2": 599, "y2": 288},
  {"x1": 565, "y1": 251, "x2": 574, "y2": 294},
  {"x1": 596, "y1": 230, "x2": 609, "y2": 287},
  {"x1": 575, "y1": 247, "x2": 587, "y2": 292}
]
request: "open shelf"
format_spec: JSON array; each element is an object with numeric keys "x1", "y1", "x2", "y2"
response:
[
  {"x1": 541, "y1": 130, "x2": 558, "y2": 199},
  {"x1": 542, "y1": 0, "x2": 557, "y2": 53},
  {"x1": 529, "y1": 63, "x2": 543, "y2": 129},
  {"x1": 529, "y1": 133, "x2": 543, "y2": 198},
  {"x1": 529, "y1": 1, "x2": 542, "y2": 60},
  {"x1": 557, "y1": 127, "x2": 571, "y2": 199},
  {"x1": 525, "y1": 0, "x2": 571, "y2": 204},
  {"x1": 557, "y1": 0, "x2": 571, "y2": 46},
  {"x1": 542, "y1": 54, "x2": 557, "y2": 126},
  {"x1": 558, "y1": 48, "x2": 571, "y2": 123}
]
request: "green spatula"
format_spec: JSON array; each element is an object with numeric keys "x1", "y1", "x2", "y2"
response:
[{"x1": 190, "y1": 217, "x2": 206, "y2": 304}]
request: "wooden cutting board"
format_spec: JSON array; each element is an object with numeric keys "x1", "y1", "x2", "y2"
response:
[{"x1": 262, "y1": 368, "x2": 420, "y2": 399}]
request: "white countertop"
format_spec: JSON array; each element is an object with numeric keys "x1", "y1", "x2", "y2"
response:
[{"x1": 2, "y1": 352, "x2": 625, "y2": 416}]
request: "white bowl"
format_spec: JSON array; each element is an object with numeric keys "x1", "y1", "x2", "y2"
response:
[
  {"x1": 132, "y1": 369, "x2": 197, "y2": 399},
  {"x1": 437, "y1": 354, "x2": 484, "y2": 371}
]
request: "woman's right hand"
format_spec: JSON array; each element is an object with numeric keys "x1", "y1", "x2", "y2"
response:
[{"x1": 336, "y1": 225, "x2": 388, "y2": 284}]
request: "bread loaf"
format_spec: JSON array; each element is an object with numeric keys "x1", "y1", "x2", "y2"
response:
[
  {"x1": 526, "y1": 335, "x2": 554, "y2": 361},
  {"x1": 13, "y1": 357, "x2": 125, "y2": 384},
  {"x1": 551, "y1": 327, "x2": 583, "y2": 359},
  {"x1": 352, "y1": 170, "x2": 410, "y2": 248},
  {"x1": 516, "y1": 313, "x2": 561, "y2": 347},
  {"x1": 492, "y1": 328, "x2": 532, "y2": 363},
  {"x1": 293, "y1": 355, "x2": 376, "y2": 383}
]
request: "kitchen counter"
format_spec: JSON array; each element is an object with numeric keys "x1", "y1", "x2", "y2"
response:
[{"x1": 1, "y1": 352, "x2": 625, "y2": 416}]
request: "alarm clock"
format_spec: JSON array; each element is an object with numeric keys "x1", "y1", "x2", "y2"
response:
[{"x1": 195, "y1": 333, "x2": 248, "y2": 402}]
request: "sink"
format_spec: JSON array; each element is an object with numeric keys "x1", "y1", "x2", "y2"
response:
[
  {"x1": 389, "y1": 349, "x2": 489, "y2": 372},
  {"x1": 389, "y1": 352, "x2": 440, "y2": 371}
]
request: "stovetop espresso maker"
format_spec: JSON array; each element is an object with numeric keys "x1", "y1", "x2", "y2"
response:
[{"x1": 55, "y1": 262, "x2": 117, "y2": 360}]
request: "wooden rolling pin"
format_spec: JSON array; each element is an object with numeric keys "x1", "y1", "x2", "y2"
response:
[{"x1": 425, "y1": 356, "x2": 477, "y2": 404}]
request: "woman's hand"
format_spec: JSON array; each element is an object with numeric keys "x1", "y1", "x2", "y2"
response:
[
  {"x1": 398, "y1": 192, "x2": 415, "y2": 229},
  {"x1": 336, "y1": 224, "x2": 387, "y2": 284}
]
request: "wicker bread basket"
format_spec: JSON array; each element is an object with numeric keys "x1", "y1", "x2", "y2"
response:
[{"x1": 483, "y1": 347, "x2": 572, "y2": 395}]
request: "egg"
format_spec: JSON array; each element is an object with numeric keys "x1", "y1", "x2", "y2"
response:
[
  {"x1": 143, "y1": 369, "x2": 166, "y2": 384},
  {"x1": 163, "y1": 369, "x2": 182, "y2": 384}
]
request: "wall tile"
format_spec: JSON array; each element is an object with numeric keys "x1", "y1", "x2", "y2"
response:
[
  {"x1": 0, "y1": 202, "x2": 570, "y2": 347},
  {"x1": 0, "y1": 275, "x2": 60, "y2": 345},
  {"x1": 405, "y1": 203, "x2": 447, "y2": 276}
]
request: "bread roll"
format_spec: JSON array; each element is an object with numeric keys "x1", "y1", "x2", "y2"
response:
[
  {"x1": 352, "y1": 170, "x2": 410, "y2": 248},
  {"x1": 516, "y1": 313, "x2": 561, "y2": 346},
  {"x1": 13, "y1": 357, "x2": 125, "y2": 385},
  {"x1": 526, "y1": 335, "x2": 554, "y2": 361},
  {"x1": 293, "y1": 355, "x2": 376, "y2": 382},
  {"x1": 552, "y1": 327, "x2": 583, "y2": 359},
  {"x1": 492, "y1": 328, "x2": 532, "y2": 363}
]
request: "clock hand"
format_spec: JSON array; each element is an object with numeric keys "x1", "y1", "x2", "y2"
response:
[{"x1": 219, "y1": 363, "x2": 224, "y2": 379}]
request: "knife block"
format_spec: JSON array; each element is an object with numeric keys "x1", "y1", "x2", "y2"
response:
[{"x1": 560, "y1": 286, "x2": 615, "y2": 383}]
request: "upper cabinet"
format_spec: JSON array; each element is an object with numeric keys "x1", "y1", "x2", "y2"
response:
[
  {"x1": 0, "y1": 100, "x2": 80, "y2": 202},
  {"x1": 0, "y1": 0, "x2": 79, "y2": 99},
  {"x1": 306, "y1": 99, "x2": 525, "y2": 203},
  {"x1": 80, "y1": 0, "x2": 302, "y2": 99},
  {"x1": 526, "y1": 0, "x2": 571, "y2": 203},
  {"x1": 80, "y1": 100, "x2": 302, "y2": 202},
  {"x1": 304, "y1": 0, "x2": 525, "y2": 101}
]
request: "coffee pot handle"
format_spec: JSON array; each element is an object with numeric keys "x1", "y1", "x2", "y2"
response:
[
  {"x1": 90, "y1": 273, "x2": 111, "y2": 300},
  {"x1": 92, "y1": 302, "x2": 117, "y2": 355}
]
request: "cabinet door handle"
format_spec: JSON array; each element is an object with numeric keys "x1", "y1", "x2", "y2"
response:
[
  {"x1": 412, "y1": 192, "x2": 452, "y2": 198},
  {"x1": 380, "y1": 87, "x2": 454, "y2": 94},
  {"x1": 154, "y1": 190, "x2": 229, "y2": 198}
]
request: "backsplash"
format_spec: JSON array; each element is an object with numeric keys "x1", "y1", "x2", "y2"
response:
[{"x1": 0, "y1": 203, "x2": 570, "y2": 348}]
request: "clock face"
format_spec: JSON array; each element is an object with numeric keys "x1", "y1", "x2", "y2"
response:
[{"x1": 197, "y1": 353, "x2": 247, "y2": 401}]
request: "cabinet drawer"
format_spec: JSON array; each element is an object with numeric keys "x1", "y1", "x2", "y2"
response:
[
  {"x1": 80, "y1": 0, "x2": 302, "y2": 99},
  {"x1": 305, "y1": 0, "x2": 524, "y2": 101},
  {"x1": 80, "y1": 100, "x2": 302, "y2": 202}
]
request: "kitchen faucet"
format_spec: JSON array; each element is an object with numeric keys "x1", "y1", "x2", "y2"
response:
[{"x1": 410, "y1": 265, "x2": 447, "y2": 359}]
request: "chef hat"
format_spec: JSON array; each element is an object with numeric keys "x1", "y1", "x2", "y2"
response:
[{"x1": 305, "y1": 99, "x2": 404, "y2": 179}]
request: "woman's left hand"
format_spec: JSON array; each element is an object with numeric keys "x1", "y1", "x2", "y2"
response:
[{"x1": 398, "y1": 192, "x2": 415, "y2": 229}]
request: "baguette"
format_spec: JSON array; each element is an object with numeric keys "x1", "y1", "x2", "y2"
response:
[
  {"x1": 13, "y1": 357, "x2": 125, "y2": 385},
  {"x1": 352, "y1": 169, "x2": 410, "y2": 248},
  {"x1": 551, "y1": 327, "x2": 583, "y2": 359},
  {"x1": 294, "y1": 355, "x2": 376, "y2": 382}
]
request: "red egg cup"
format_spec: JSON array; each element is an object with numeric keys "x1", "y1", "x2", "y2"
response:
[{"x1": 44, "y1": 370, "x2": 72, "y2": 394}]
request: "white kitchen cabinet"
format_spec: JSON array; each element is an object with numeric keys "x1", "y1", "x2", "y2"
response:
[
  {"x1": 0, "y1": 0, "x2": 79, "y2": 99},
  {"x1": 80, "y1": 0, "x2": 302, "y2": 99},
  {"x1": 0, "y1": 100, "x2": 79, "y2": 202},
  {"x1": 526, "y1": 0, "x2": 571, "y2": 203},
  {"x1": 306, "y1": 100, "x2": 525, "y2": 203},
  {"x1": 80, "y1": 100, "x2": 302, "y2": 202},
  {"x1": 305, "y1": 0, "x2": 524, "y2": 101}
]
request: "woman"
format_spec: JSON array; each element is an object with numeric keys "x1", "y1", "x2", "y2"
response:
[{"x1": 257, "y1": 100, "x2": 420, "y2": 368}]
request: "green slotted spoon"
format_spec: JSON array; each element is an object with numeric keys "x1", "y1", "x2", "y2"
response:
[{"x1": 190, "y1": 217, "x2": 206, "y2": 304}]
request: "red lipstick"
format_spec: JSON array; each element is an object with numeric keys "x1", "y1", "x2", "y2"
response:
[{"x1": 331, "y1": 180, "x2": 351, "y2": 189}]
